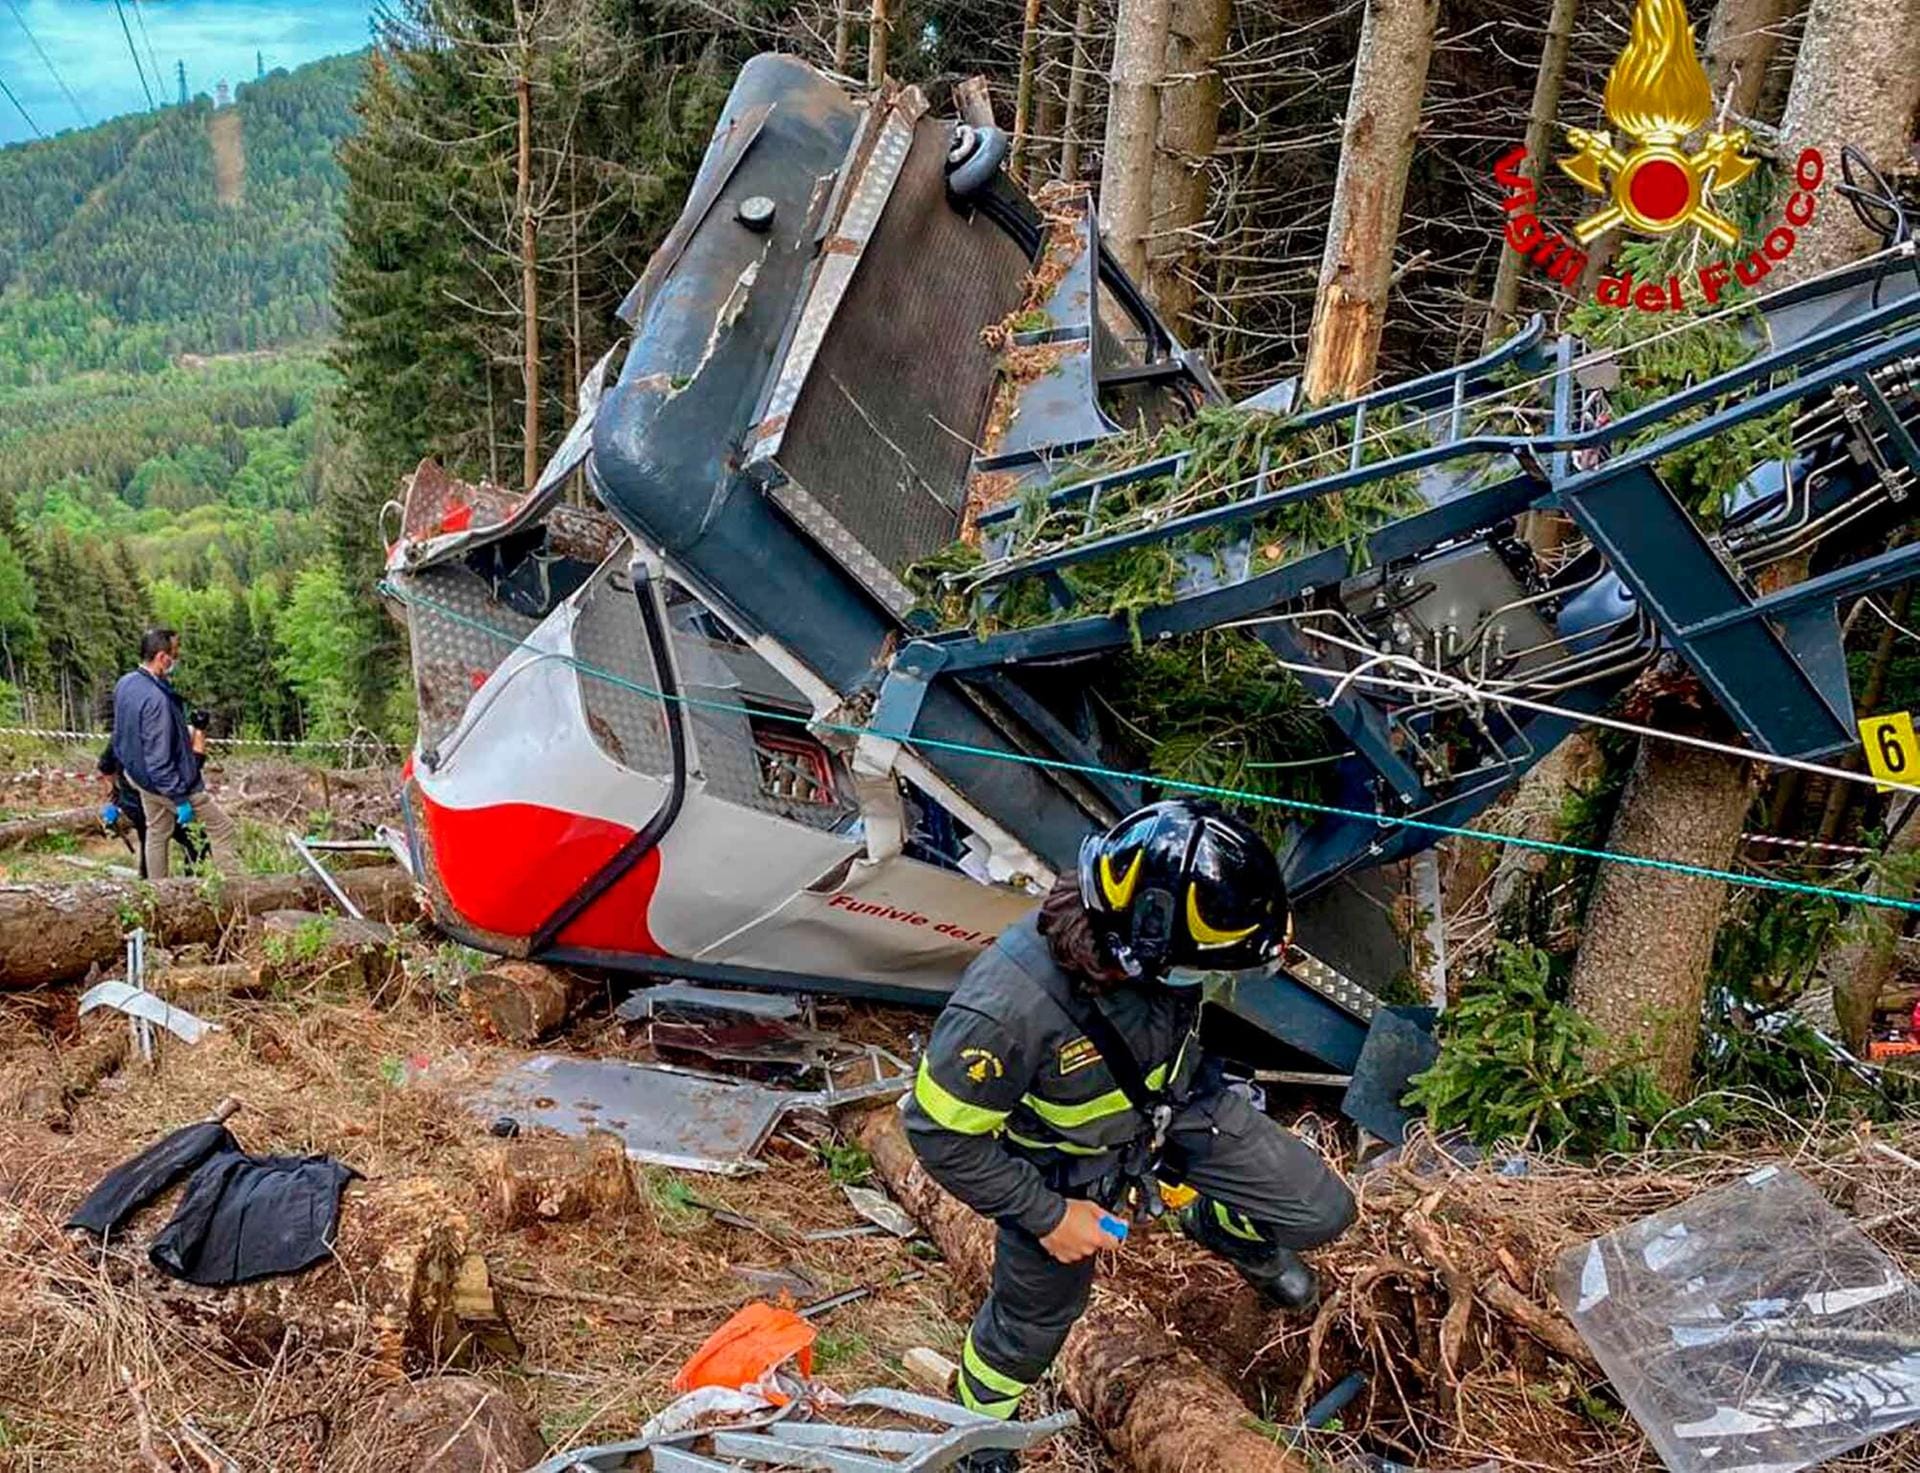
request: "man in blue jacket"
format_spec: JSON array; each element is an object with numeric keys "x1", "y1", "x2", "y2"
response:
[{"x1": 111, "y1": 627, "x2": 236, "y2": 879}]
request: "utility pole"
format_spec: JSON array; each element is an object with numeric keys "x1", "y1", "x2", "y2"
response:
[
  {"x1": 176, "y1": 59, "x2": 187, "y2": 105},
  {"x1": 256, "y1": 49, "x2": 265, "y2": 80}
]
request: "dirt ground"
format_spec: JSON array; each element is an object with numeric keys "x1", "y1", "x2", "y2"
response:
[
  {"x1": 0, "y1": 749, "x2": 1118, "y2": 1472},
  {"x1": 4, "y1": 749, "x2": 1920, "y2": 1473}
]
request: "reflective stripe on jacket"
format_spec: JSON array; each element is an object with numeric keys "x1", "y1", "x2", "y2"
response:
[{"x1": 902, "y1": 914, "x2": 1200, "y2": 1237}]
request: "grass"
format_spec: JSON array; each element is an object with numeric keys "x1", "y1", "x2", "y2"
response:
[
  {"x1": 233, "y1": 817, "x2": 303, "y2": 875},
  {"x1": 644, "y1": 1169, "x2": 704, "y2": 1234}
]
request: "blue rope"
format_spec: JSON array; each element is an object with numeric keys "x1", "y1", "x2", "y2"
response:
[{"x1": 381, "y1": 579, "x2": 1920, "y2": 916}]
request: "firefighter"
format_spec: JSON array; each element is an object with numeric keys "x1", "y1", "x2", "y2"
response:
[{"x1": 904, "y1": 799, "x2": 1356, "y2": 1456}]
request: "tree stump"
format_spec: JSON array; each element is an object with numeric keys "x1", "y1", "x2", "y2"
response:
[
  {"x1": 479, "y1": 1129, "x2": 638, "y2": 1227},
  {"x1": 330, "y1": 1375, "x2": 545, "y2": 1472},
  {"x1": 461, "y1": 960, "x2": 589, "y2": 1044},
  {"x1": 163, "y1": 1176, "x2": 516, "y2": 1372}
]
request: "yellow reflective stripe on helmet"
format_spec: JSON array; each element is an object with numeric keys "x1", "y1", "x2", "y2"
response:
[
  {"x1": 1005, "y1": 1128, "x2": 1108, "y2": 1156},
  {"x1": 1186, "y1": 883, "x2": 1259, "y2": 948},
  {"x1": 1022, "y1": 1063, "x2": 1168, "y2": 1128},
  {"x1": 1099, "y1": 848, "x2": 1143, "y2": 910},
  {"x1": 913, "y1": 1059, "x2": 1009, "y2": 1135},
  {"x1": 963, "y1": 1334, "x2": 1031, "y2": 1401},
  {"x1": 1213, "y1": 1199, "x2": 1265, "y2": 1241}
]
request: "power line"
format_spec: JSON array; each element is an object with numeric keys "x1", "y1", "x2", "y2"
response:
[
  {"x1": 0, "y1": 69, "x2": 43, "y2": 139},
  {"x1": 379, "y1": 578, "x2": 1920, "y2": 919},
  {"x1": 2, "y1": 0, "x2": 87, "y2": 127},
  {"x1": 128, "y1": 0, "x2": 164, "y2": 106},
  {"x1": 110, "y1": 0, "x2": 154, "y2": 110}
]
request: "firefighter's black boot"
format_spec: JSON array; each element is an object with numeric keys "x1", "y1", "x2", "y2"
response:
[
  {"x1": 953, "y1": 1449, "x2": 1020, "y2": 1472},
  {"x1": 1180, "y1": 1198, "x2": 1320, "y2": 1312}
]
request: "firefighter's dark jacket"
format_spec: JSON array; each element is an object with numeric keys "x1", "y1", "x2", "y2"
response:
[{"x1": 903, "y1": 914, "x2": 1201, "y2": 1240}]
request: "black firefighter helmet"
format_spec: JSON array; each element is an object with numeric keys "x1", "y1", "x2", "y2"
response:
[{"x1": 1077, "y1": 799, "x2": 1290, "y2": 981}]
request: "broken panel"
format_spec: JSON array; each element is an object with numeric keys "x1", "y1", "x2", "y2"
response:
[{"x1": 1556, "y1": 1165, "x2": 1920, "y2": 1473}]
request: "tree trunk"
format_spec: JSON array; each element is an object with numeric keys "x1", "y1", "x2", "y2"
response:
[
  {"x1": 833, "y1": 0, "x2": 852, "y2": 73},
  {"x1": 1099, "y1": 0, "x2": 1173, "y2": 285},
  {"x1": 848, "y1": 1107, "x2": 1311, "y2": 1473},
  {"x1": 1827, "y1": 796, "x2": 1920, "y2": 1050},
  {"x1": 1703, "y1": 0, "x2": 1795, "y2": 119},
  {"x1": 1774, "y1": 0, "x2": 1920, "y2": 285},
  {"x1": 1147, "y1": 0, "x2": 1233, "y2": 326},
  {"x1": 516, "y1": 59, "x2": 540, "y2": 492},
  {"x1": 1568, "y1": 741, "x2": 1755, "y2": 1096},
  {"x1": 0, "y1": 806, "x2": 98, "y2": 852},
  {"x1": 1482, "y1": 0, "x2": 1579, "y2": 348},
  {"x1": 1059, "y1": 0, "x2": 1095, "y2": 180},
  {"x1": 1300, "y1": 0, "x2": 1438, "y2": 403},
  {"x1": 0, "y1": 867, "x2": 418, "y2": 992},
  {"x1": 868, "y1": 0, "x2": 890, "y2": 88},
  {"x1": 1011, "y1": 0, "x2": 1046, "y2": 183},
  {"x1": 1817, "y1": 584, "x2": 1912, "y2": 843}
]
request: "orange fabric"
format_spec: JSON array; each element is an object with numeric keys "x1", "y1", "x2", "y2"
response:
[{"x1": 672, "y1": 1302, "x2": 816, "y2": 1396}]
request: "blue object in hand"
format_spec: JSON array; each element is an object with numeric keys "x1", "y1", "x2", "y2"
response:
[
  {"x1": 100, "y1": 802, "x2": 119, "y2": 826},
  {"x1": 175, "y1": 801, "x2": 195, "y2": 824},
  {"x1": 1099, "y1": 1213, "x2": 1130, "y2": 1241}
]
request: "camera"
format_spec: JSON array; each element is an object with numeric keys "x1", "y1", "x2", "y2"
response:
[{"x1": 190, "y1": 707, "x2": 212, "y2": 731}]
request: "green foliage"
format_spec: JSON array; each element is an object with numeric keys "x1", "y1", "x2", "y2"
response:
[
  {"x1": 0, "y1": 56, "x2": 362, "y2": 377},
  {"x1": 812, "y1": 1330, "x2": 870, "y2": 1370},
  {"x1": 1406, "y1": 942, "x2": 1673, "y2": 1156},
  {"x1": 818, "y1": 1140, "x2": 875, "y2": 1187},
  {"x1": 644, "y1": 1169, "x2": 703, "y2": 1233},
  {"x1": 1566, "y1": 169, "x2": 1791, "y2": 520},
  {"x1": 274, "y1": 563, "x2": 362, "y2": 739}
]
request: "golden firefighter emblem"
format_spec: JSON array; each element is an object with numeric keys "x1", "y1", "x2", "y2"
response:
[
  {"x1": 961, "y1": 1047, "x2": 1004, "y2": 1083},
  {"x1": 1557, "y1": 0, "x2": 1757, "y2": 247}
]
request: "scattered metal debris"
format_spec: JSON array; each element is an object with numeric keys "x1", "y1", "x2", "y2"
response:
[
  {"x1": 728, "y1": 1265, "x2": 825, "y2": 1301},
  {"x1": 78, "y1": 979, "x2": 218, "y2": 1048},
  {"x1": 618, "y1": 982, "x2": 805, "y2": 1024},
  {"x1": 532, "y1": 1387, "x2": 1075, "y2": 1472},
  {"x1": 1557, "y1": 1165, "x2": 1920, "y2": 1473},
  {"x1": 81, "y1": 930, "x2": 220, "y2": 1052},
  {"x1": 285, "y1": 833, "x2": 366, "y2": 920},
  {"x1": 468, "y1": 1055, "x2": 909, "y2": 1175},
  {"x1": 799, "y1": 1270, "x2": 926, "y2": 1320},
  {"x1": 842, "y1": 1184, "x2": 918, "y2": 1239}
]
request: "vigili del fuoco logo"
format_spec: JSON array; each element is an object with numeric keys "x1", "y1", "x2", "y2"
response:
[{"x1": 1491, "y1": 0, "x2": 1826, "y2": 312}]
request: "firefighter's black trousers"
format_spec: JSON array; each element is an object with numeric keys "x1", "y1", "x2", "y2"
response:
[{"x1": 955, "y1": 1087, "x2": 1355, "y2": 1419}]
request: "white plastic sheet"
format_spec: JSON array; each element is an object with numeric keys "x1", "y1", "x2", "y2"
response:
[{"x1": 1555, "y1": 1166, "x2": 1920, "y2": 1473}]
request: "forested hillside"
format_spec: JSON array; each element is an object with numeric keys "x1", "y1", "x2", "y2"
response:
[
  {"x1": 0, "y1": 55, "x2": 365, "y2": 741},
  {"x1": 0, "y1": 53, "x2": 362, "y2": 382}
]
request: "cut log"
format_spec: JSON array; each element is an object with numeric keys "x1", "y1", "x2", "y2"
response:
[
  {"x1": 157, "y1": 1175, "x2": 514, "y2": 1372},
  {"x1": 0, "y1": 866, "x2": 417, "y2": 992},
  {"x1": 0, "y1": 806, "x2": 99, "y2": 852},
  {"x1": 849, "y1": 1107, "x2": 1310, "y2": 1473},
  {"x1": 3, "y1": 1018, "x2": 134, "y2": 1130},
  {"x1": 478, "y1": 1129, "x2": 639, "y2": 1227},
  {"x1": 462, "y1": 960, "x2": 591, "y2": 1044},
  {"x1": 329, "y1": 1375, "x2": 545, "y2": 1472}
]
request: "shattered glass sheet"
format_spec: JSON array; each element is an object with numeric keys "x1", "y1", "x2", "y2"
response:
[
  {"x1": 1555, "y1": 1165, "x2": 1920, "y2": 1473},
  {"x1": 469, "y1": 1055, "x2": 907, "y2": 1175}
]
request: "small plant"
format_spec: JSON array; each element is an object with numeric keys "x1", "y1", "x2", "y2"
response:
[
  {"x1": 1405, "y1": 942, "x2": 1671, "y2": 1156},
  {"x1": 377, "y1": 1055, "x2": 405, "y2": 1088},
  {"x1": 817, "y1": 1140, "x2": 874, "y2": 1186},
  {"x1": 812, "y1": 1329, "x2": 869, "y2": 1370},
  {"x1": 645, "y1": 1169, "x2": 703, "y2": 1233}
]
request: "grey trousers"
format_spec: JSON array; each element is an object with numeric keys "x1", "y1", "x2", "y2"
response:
[
  {"x1": 956, "y1": 1088, "x2": 1356, "y2": 1417},
  {"x1": 134, "y1": 784, "x2": 236, "y2": 880}
]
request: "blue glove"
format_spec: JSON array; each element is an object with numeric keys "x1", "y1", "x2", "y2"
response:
[
  {"x1": 175, "y1": 801, "x2": 195, "y2": 825},
  {"x1": 100, "y1": 802, "x2": 119, "y2": 826},
  {"x1": 1098, "y1": 1213, "x2": 1130, "y2": 1241}
]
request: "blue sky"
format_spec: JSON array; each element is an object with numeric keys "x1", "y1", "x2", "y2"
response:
[{"x1": 0, "y1": 0, "x2": 373, "y2": 146}]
